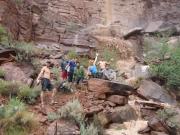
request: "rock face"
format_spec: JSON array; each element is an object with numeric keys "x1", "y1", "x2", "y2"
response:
[
  {"x1": 88, "y1": 78, "x2": 134, "y2": 96},
  {"x1": 0, "y1": 62, "x2": 33, "y2": 85},
  {"x1": 46, "y1": 120, "x2": 80, "y2": 135},
  {"x1": 107, "y1": 95, "x2": 128, "y2": 105},
  {"x1": 108, "y1": 105, "x2": 138, "y2": 123},
  {"x1": 137, "y1": 80, "x2": 176, "y2": 105},
  {"x1": 1, "y1": 0, "x2": 180, "y2": 53}
]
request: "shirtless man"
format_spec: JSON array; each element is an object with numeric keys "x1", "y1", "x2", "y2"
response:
[
  {"x1": 98, "y1": 59, "x2": 109, "y2": 71},
  {"x1": 36, "y1": 61, "x2": 57, "y2": 108}
]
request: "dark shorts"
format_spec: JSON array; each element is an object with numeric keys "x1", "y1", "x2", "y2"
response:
[
  {"x1": 41, "y1": 78, "x2": 53, "y2": 91},
  {"x1": 68, "y1": 72, "x2": 74, "y2": 82}
]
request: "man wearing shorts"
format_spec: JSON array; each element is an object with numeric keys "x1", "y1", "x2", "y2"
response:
[{"x1": 36, "y1": 61, "x2": 57, "y2": 108}]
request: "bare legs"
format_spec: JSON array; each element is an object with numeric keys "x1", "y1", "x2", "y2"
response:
[
  {"x1": 51, "y1": 88, "x2": 57, "y2": 104},
  {"x1": 40, "y1": 88, "x2": 57, "y2": 108},
  {"x1": 40, "y1": 91, "x2": 45, "y2": 108}
]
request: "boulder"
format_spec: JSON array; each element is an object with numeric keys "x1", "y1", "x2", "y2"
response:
[
  {"x1": 0, "y1": 62, "x2": 33, "y2": 85},
  {"x1": 123, "y1": 27, "x2": 143, "y2": 39},
  {"x1": 132, "y1": 64, "x2": 151, "y2": 79},
  {"x1": 145, "y1": 21, "x2": 164, "y2": 33},
  {"x1": 151, "y1": 131, "x2": 168, "y2": 135},
  {"x1": 148, "y1": 117, "x2": 169, "y2": 133},
  {"x1": 107, "y1": 95, "x2": 128, "y2": 105},
  {"x1": 137, "y1": 80, "x2": 176, "y2": 105},
  {"x1": 88, "y1": 78, "x2": 134, "y2": 96},
  {"x1": 145, "y1": 21, "x2": 178, "y2": 36},
  {"x1": 0, "y1": 47, "x2": 16, "y2": 65},
  {"x1": 107, "y1": 105, "x2": 138, "y2": 123},
  {"x1": 46, "y1": 120, "x2": 80, "y2": 135}
]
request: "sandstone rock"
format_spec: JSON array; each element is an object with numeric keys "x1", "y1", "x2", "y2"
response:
[
  {"x1": 88, "y1": 78, "x2": 134, "y2": 96},
  {"x1": 0, "y1": 48, "x2": 16, "y2": 65},
  {"x1": 108, "y1": 105, "x2": 138, "y2": 123},
  {"x1": 104, "y1": 101, "x2": 116, "y2": 107},
  {"x1": 97, "y1": 94, "x2": 106, "y2": 99},
  {"x1": 132, "y1": 64, "x2": 151, "y2": 79},
  {"x1": 145, "y1": 21, "x2": 164, "y2": 33},
  {"x1": 148, "y1": 118, "x2": 168, "y2": 133},
  {"x1": 107, "y1": 95, "x2": 128, "y2": 105},
  {"x1": 46, "y1": 120, "x2": 80, "y2": 135},
  {"x1": 85, "y1": 105, "x2": 104, "y2": 117},
  {"x1": 123, "y1": 27, "x2": 143, "y2": 39},
  {"x1": 0, "y1": 62, "x2": 33, "y2": 85},
  {"x1": 137, "y1": 80, "x2": 176, "y2": 105},
  {"x1": 151, "y1": 131, "x2": 168, "y2": 135}
]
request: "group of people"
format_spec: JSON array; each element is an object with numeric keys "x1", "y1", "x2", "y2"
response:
[{"x1": 36, "y1": 52, "x2": 111, "y2": 108}]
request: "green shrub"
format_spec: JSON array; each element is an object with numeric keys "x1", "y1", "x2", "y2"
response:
[
  {"x1": 80, "y1": 123, "x2": 98, "y2": 135},
  {"x1": 31, "y1": 58, "x2": 41, "y2": 71},
  {"x1": 0, "y1": 68, "x2": 5, "y2": 77},
  {"x1": 0, "y1": 80, "x2": 40, "y2": 104},
  {"x1": 0, "y1": 25, "x2": 8, "y2": 43},
  {"x1": 18, "y1": 85, "x2": 41, "y2": 104},
  {"x1": 143, "y1": 37, "x2": 170, "y2": 62},
  {"x1": 157, "y1": 108, "x2": 180, "y2": 130},
  {"x1": 57, "y1": 99, "x2": 85, "y2": 123},
  {"x1": 0, "y1": 80, "x2": 19, "y2": 96},
  {"x1": 67, "y1": 50, "x2": 78, "y2": 59},
  {"x1": 79, "y1": 57, "x2": 89, "y2": 68},
  {"x1": 101, "y1": 48, "x2": 118, "y2": 69},
  {"x1": 48, "y1": 99, "x2": 103, "y2": 135},
  {"x1": 150, "y1": 47, "x2": 180, "y2": 88},
  {"x1": 0, "y1": 98, "x2": 37, "y2": 135},
  {"x1": 14, "y1": 41, "x2": 41, "y2": 62}
]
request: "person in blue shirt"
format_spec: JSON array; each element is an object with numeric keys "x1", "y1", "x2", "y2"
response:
[
  {"x1": 67, "y1": 58, "x2": 77, "y2": 82},
  {"x1": 88, "y1": 53, "x2": 99, "y2": 78}
]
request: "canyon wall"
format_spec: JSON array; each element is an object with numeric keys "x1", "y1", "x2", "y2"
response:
[{"x1": 0, "y1": 0, "x2": 180, "y2": 52}]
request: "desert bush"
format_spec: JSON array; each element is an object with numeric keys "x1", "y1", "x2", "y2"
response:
[
  {"x1": 0, "y1": 80, "x2": 40, "y2": 104},
  {"x1": 0, "y1": 98, "x2": 37, "y2": 135},
  {"x1": 80, "y1": 123, "x2": 98, "y2": 135},
  {"x1": 150, "y1": 47, "x2": 180, "y2": 88},
  {"x1": 101, "y1": 48, "x2": 118, "y2": 69},
  {"x1": 67, "y1": 50, "x2": 78, "y2": 60},
  {"x1": 13, "y1": 41, "x2": 41, "y2": 62},
  {"x1": 58, "y1": 99, "x2": 85, "y2": 123},
  {"x1": 157, "y1": 108, "x2": 180, "y2": 131},
  {"x1": 18, "y1": 85, "x2": 41, "y2": 104},
  {"x1": 79, "y1": 57, "x2": 89, "y2": 68},
  {"x1": 0, "y1": 25, "x2": 8, "y2": 43},
  {"x1": 48, "y1": 99, "x2": 102, "y2": 135},
  {"x1": 31, "y1": 58, "x2": 42, "y2": 71},
  {"x1": 143, "y1": 37, "x2": 170, "y2": 62},
  {"x1": 0, "y1": 68, "x2": 5, "y2": 77},
  {"x1": 0, "y1": 80, "x2": 19, "y2": 97}
]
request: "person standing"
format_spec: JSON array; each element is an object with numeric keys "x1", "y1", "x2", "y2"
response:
[
  {"x1": 59, "y1": 56, "x2": 68, "y2": 81},
  {"x1": 36, "y1": 61, "x2": 57, "y2": 108},
  {"x1": 67, "y1": 58, "x2": 76, "y2": 83},
  {"x1": 74, "y1": 62, "x2": 85, "y2": 85},
  {"x1": 88, "y1": 53, "x2": 99, "y2": 78}
]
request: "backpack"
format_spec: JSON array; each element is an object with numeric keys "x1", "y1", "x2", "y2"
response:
[{"x1": 65, "y1": 64, "x2": 70, "y2": 72}]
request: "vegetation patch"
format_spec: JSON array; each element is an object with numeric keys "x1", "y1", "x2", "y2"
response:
[
  {"x1": 48, "y1": 100, "x2": 101, "y2": 135},
  {"x1": 0, "y1": 80, "x2": 19, "y2": 97},
  {"x1": 67, "y1": 50, "x2": 78, "y2": 59},
  {"x1": 0, "y1": 80, "x2": 40, "y2": 104},
  {"x1": 101, "y1": 48, "x2": 118, "y2": 69},
  {"x1": 0, "y1": 68, "x2": 5, "y2": 78},
  {"x1": 0, "y1": 98, "x2": 38, "y2": 135},
  {"x1": 18, "y1": 85, "x2": 41, "y2": 104},
  {"x1": 157, "y1": 107, "x2": 180, "y2": 132},
  {"x1": 150, "y1": 46, "x2": 180, "y2": 88}
]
